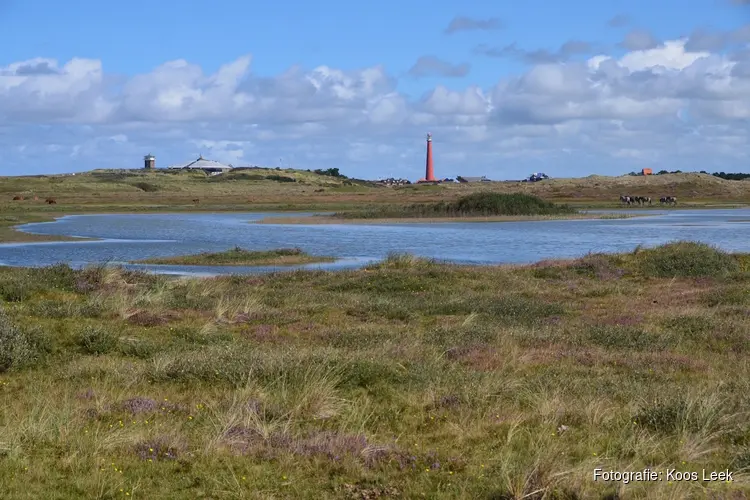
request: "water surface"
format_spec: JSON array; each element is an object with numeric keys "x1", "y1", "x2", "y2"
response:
[{"x1": 1, "y1": 209, "x2": 748, "y2": 276}]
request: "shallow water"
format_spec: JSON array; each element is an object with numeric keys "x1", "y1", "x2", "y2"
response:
[{"x1": 1, "y1": 209, "x2": 748, "y2": 276}]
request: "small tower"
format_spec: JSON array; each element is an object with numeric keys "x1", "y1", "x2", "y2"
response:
[
  {"x1": 424, "y1": 133, "x2": 435, "y2": 182},
  {"x1": 144, "y1": 154, "x2": 155, "y2": 170}
]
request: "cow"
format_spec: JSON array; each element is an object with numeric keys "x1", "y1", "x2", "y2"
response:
[
  {"x1": 12, "y1": 195, "x2": 23, "y2": 201},
  {"x1": 660, "y1": 196, "x2": 677, "y2": 205},
  {"x1": 45, "y1": 198, "x2": 57, "y2": 204},
  {"x1": 192, "y1": 198, "x2": 200, "y2": 204}
]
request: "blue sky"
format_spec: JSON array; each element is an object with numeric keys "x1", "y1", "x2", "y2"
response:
[{"x1": 1, "y1": 0, "x2": 750, "y2": 179}]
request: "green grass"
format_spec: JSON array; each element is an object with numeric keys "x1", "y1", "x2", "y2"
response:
[
  {"x1": 334, "y1": 193, "x2": 578, "y2": 219},
  {"x1": 131, "y1": 247, "x2": 335, "y2": 267},
  {"x1": 0, "y1": 242, "x2": 749, "y2": 498}
]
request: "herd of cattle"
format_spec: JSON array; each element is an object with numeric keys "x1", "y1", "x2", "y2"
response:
[{"x1": 620, "y1": 195, "x2": 677, "y2": 206}]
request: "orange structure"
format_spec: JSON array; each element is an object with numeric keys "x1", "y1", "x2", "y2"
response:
[
  {"x1": 642, "y1": 168, "x2": 652, "y2": 175},
  {"x1": 425, "y1": 133, "x2": 435, "y2": 181}
]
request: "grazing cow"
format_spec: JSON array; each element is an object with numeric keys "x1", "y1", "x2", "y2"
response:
[
  {"x1": 660, "y1": 196, "x2": 677, "y2": 205},
  {"x1": 12, "y1": 195, "x2": 23, "y2": 201},
  {"x1": 620, "y1": 195, "x2": 632, "y2": 205},
  {"x1": 192, "y1": 198, "x2": 200, "y2": 204},
  {"x1": 45, "y1": 198, "x2": 56, "y2": 204}
]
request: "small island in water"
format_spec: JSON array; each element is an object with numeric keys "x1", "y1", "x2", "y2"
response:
[
  {"x1": 258, "y1": 193, "x2": 634, "y2": 224},
  {"x1": 131, "y1": 247, "x2": 335, "y2": 267}
]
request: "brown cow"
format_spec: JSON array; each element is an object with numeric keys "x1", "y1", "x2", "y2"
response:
[
  {"x1": 12, "y1": 195, "x2": 23, "y2": 201},
  {"x1": 192, "y1": 198, "x2": 200, "y2": 204},
  {"x1": 45, "y1": 198, "x2": 57, "y2": 204}
]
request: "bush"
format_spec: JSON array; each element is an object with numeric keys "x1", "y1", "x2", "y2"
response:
[
  {"x1": 450, "y1": 192, "x2": 577, "y2": 216},
  {"x1": 0, "y1": 314, "x2": 48, "y2": 372},
  {"x1": 634, "y1": 241, "x2": 740, "y2": 278},
  {"x1": 132, "y1": 182, "x2": 161, "y2": 192},
  {"x1": 265, "y1": 175, "x2": 296, "y2": 183},
  {"x1": 336, "y1": 193, "x2": 577, "y2": 219},
  {"x1": 76, "y1": 326, "x2": 118, "y2": 355}
]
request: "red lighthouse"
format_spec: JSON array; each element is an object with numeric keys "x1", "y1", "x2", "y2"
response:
[{"x1": 424, "y1": 132, "x2": 435, "y2": 182}]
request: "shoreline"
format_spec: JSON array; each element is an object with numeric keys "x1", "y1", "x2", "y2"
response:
[{"x1": 253, "y1": 213, "x2": 645, "y2": 225}]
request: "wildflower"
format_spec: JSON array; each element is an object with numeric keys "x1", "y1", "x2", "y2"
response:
[
  {"x1": 282, "y1": 475, "x2": 287, "y2": 480},
  {"x1": 242, "y1": 476, "x2": 246, "y2": 481}
]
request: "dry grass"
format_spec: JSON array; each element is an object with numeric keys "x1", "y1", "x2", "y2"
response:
[{"x1": 0, "y1": 243, "x2": 749, "y2": 498}]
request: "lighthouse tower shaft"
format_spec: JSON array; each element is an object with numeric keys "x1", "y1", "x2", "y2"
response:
[{"x1": 425, "y1": 133, "x2": 435, "y2": 182}]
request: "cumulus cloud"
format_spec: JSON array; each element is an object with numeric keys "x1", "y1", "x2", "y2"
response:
[
  {"x1": 3, "y1": 37, "x2": 750, "y2": 178},
  {"x1": 407, "y1": 56, "x2": 470, "y2": 78},
  {"x1": 444, "y1": 16, "x2": 502, "y2": 34}
]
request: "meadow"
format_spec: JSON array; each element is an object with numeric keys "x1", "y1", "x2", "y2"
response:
[{"x1": 1, "y1": 242, "x2": 749, "y2": 499}]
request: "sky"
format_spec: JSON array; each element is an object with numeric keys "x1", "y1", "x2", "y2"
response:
[{"x1": 2, "y1": 0, "x2": 750, "y2": 180}]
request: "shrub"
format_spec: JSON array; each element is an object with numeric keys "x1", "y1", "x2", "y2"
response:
[
  {"x1": 76, "y1": 326, "x2": 118, "y2": 355},
  {"x1": 336, "y1": 193, "x2": 577, "y2": 219},
  {"x1": 265, "y1": 175, "x2": 296, "y2": 183},
  {"x1": 0, "y1": 313, "x2": 48, "y2": 372},
  {"x1": 634, "y1": 241, "x2": 740, "y2": 278},
  {"x1": 132, "y1": 182, "x2": 161, "y2": 192}
]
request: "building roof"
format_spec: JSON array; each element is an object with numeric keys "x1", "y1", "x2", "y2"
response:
[{"x1": 171, "y1": 155, "x2": 233, "y2": 170}]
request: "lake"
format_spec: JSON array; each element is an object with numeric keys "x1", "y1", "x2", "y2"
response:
[{"x1": 1, "y1": 209, "x2": 749, "y2": 276}]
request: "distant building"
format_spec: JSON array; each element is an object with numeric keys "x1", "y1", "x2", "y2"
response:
[
  {"x1": 456, "y1": 176, "x2": 490, "y2": 183},
  {"x1": 642, "y1": 168, "x2": 653, "y2": 175},
  {"x1": 144, "y1": 154, "x2": 155, "y2": 170},
  {"x1": 168, "y1": 155, "x2": 233, "y2": 176}
]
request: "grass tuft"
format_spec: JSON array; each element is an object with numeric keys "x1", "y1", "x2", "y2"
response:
[{"x1": 632, "y1": 241, "x2": 741, "y2": 278}]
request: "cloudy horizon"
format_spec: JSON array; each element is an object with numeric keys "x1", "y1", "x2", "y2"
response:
[{"x1": 2, "y1": 0, "x2": 750, "y2": 179}]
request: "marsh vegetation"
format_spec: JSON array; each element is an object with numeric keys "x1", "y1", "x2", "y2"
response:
[
  {"x1": 0, "y1": 241, "x2": 749, "y2": 498},
  {"x1": 132, "y1": 247, "x2": 335, "y2": 267}
]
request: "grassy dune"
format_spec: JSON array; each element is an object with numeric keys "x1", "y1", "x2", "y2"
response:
[
  {"x1": 132, "y1": 247, "x2": 335, "y2": 267},
  {"x1": 0, "y1": 170, "x2": 748, "y2": 218},
  {"x1": 1, "y1": 242, "x2": 749, "y2": 498}
]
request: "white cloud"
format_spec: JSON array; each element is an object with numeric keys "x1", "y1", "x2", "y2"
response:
[{"x1": 2, "y1": 37, "x2": 750, "y2": 178}]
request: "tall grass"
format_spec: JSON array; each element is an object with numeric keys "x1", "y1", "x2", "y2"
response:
[{"x1": 0, "y1": 242, "x2": 748, "y2": 498}]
